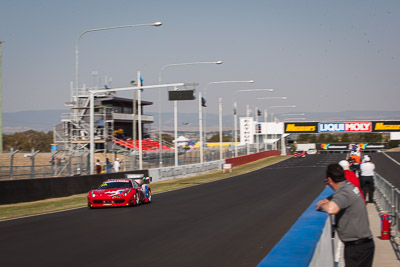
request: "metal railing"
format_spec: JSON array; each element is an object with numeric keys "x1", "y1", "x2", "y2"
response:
[
  {"x1": 0, "y1": 143, "x2": 275, "y2": 180},
  {"x1": 374, "y1": 173, "x2": 400, "y2": 253}
]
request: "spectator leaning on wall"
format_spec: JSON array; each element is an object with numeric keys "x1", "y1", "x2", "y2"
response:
[{"x1": 316, "y1": 163, "x2": 374, "y2": 267}]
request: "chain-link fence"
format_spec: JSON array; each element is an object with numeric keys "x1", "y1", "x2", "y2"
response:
[
  {"x1": 374, "y1": 173, "x2": 400, "y2": 253},
  {"x1": 0, "y1": 143, "x2": 274, "y2": 180}
]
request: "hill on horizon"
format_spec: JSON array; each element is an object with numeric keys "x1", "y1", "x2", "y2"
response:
[{"x1": 3, "y1": 109, "x2": 400, "y2": 133}]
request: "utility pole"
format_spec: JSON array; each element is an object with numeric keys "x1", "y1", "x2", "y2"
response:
[{"x1": 0, "y1": 40, "x2": 4, "y2": 152}]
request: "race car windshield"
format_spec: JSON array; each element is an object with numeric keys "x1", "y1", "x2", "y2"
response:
[{"x1": 98, "y1": 182, "x2": 133, "y2": 189}]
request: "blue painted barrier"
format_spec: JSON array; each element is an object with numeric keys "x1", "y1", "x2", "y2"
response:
[{"x1": 258, "y1": 187, "x2": 335, "y2": 267}]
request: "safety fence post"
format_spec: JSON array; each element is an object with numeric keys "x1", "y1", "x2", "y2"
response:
[{"x1": 9, "y1": 148, "x2": 19, "y2": 180}]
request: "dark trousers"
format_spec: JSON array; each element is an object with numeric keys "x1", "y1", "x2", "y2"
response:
[
  {"x1": 344, "y1": 240, "x2": 375, "y2": 267},
  {"x1": 360, "y1": 176, "x2": 374, "y2": 203}
]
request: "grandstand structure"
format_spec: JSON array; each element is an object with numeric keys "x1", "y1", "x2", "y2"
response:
[{"x1": 53, "y1": 85, "x2": 168, "y2": 162}]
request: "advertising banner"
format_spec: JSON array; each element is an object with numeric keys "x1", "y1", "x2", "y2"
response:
[
  {"x1": 317, "y1": 143, "x2": 349, "y2": 151},
  {"x1": 372, "y1": 121, "x2": 400, "y2": 132},
  {"x1": 318, "y1": 122, "x2": 372, "y2": 133},
  {"x1": 283, "y1": 121, "x2": 400, "y2": 134},
  {"x1": 317, "y1": 143, "x2": 387, "y2": 151},
  {"x1": 361, "y1": 143, "x2": 388, "y2": 150},
  {"x1": 168, "y1": 90, "x2": 195, "y2": 101},
  {"x1": 240, "y1": 117, "x2": 254, "y2": 144},
  {"x1": 284, "y1": 122, "x2": 318, "y2": 133}
]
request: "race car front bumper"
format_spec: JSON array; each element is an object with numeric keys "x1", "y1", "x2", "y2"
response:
[{"x1": 88, "y1": 197, "x2": 132, "y2": 208}]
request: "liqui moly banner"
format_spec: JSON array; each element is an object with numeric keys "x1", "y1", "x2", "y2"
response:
[
  {"x1": 318, "y1": 122, "x2": 372, "y2": 133},
  {"x1": 345, "y1": 122, "x2": 372, "y2": 132}
]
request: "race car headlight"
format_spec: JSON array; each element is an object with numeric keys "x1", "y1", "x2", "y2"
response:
[
  {"x1": 91, "y1": 192, "x2": 96, "y2": 197},
  {"x1": 123, "y1": 190, "x2": 131, "y2": 196}
]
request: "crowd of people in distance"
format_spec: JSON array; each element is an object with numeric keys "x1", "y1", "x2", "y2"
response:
[
  {"x1": 95, "y1": 158, "x2": 122, "y2": 174},
  {"x1": 347, "y1": 152, "x2": 376, "y2": 203}
]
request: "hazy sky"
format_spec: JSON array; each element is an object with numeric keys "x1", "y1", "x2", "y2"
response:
[{"x1": 1, "y1": 0, "x2": 399, "y2": 117}]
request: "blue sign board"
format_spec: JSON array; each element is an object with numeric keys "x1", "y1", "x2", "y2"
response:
[{"x1": 318, "y1": 122, "x2": 345, "y2": 133}]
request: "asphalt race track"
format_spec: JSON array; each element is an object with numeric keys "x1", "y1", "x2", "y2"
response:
[
  {"x1": 0, "y1": 153, "x2": 386, "y2": 267},
  {"x1": 365, "y1": 152, "x2": 400, "y2": 189}
]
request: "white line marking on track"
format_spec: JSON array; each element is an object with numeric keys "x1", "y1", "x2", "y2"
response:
[
  {"x1": 0, "y1": 158, "x2": 297, "y2": 222},
  {"x1": 0, "y1": 206, "x2": 86, "y2": 223},
  {"x1": 382, "y1": 152, "x2": 400, "y2": 166}
]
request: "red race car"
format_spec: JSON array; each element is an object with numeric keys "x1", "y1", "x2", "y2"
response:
[
  {"x1": 88, "y1": 177, "x2": 151, "y2": 208},
  {"x1": 294, "y1": 150, "x2": 306, "y2": 158}
]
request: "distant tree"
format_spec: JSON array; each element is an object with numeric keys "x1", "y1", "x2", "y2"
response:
[
  {"x1": 327, "y1": 134, "x2": 339, "y2": 143},
  {"x1": 207, "y1": 133, "x2": 232, "y2": 142},
  {"x1": 3, "y1": 130, "x2": 53, "y2": 152},
  {"x1": 296, "y1": 134, "x2": 318, "y2": 143},
  {"x1": 362, "y1": 133, "x2": 383, "y2": 142},
  {"x1": 388, "y1": 140, "x2": 400, "y2": 148},
  {"x1": 161, "y1": 133, "x2": 174, "y2": 145},
  {"x1": 341, "y1": 133, "x2": 351, "y2": 142},
  {"x1": 351, "y1": 133, "x2": 363, "y2": 142},
  {"x1": 316, "y1": 134, "x2": 329, "y2": 143},
  {"x1": 296, "y1": 134, "x2": 312, "y2": 143}
]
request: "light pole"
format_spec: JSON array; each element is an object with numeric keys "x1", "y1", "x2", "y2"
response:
[
  {"x1": 75, "y1": 22, "x2": 162, "y2": 95},
  {"x1": 280, "y1": 113, "x2": 306, "y2": 122},
  {"x1": 257, "y1": 97, "x2": 288, "y2": 122},
  {"x1": 257, "y1": 97, "x2": 287, "y2": 101},
  {"x1": 266, "y1": 105, "x2": 296, "y2": 122},
  {"x1": 131, "y1": 80, "x2": 137, "y2": 170},
  {"x1": 0, "y1": 40, "x2": 3, "y2": 152},
  {"x1": 280, "y1": 113, "x2": 305, "y2": 117},
  {"x1": 266, "y1": 105, "x2": 296, "y2": 153},
  {"x1": 200, "y1": 80, "x2": 253, "y2": 163},
  {"x1": 232, "y1": 89, "x2": 274, "y2": 157},
  {"x1": 256, "y1": 97, "x2": 288, "y2": 153},
  {"x1": 137, "y1": 71, "x2": 143, "y2": 169},
  {"x1": 283, "y1": 118, "x2": 306, "y2": 121},
  {"x1": 218, "y1": 98, "x2": 223, "y2": 160},
  {"x1": 257, "y1": 97, "x2": 288, "y2": 135},
  {"x1": 75, "y1": 22, "x2": 161, "y2": 170},
  {"x1": 158, "y1": 60, "x2": 222, "y2": 167},
  {"x1": 88, "y1": 82, "x2": 184, "y2": 174}
]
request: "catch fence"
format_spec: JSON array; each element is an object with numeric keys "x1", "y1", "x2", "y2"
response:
[
  {"x1": 374, "y1": 173, "x2": 400, "y2": 255},
  {"x1": 0, "y1": 143, "x2": 271, "y2": 180}
]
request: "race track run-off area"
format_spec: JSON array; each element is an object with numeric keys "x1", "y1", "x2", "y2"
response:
[{"x1": 1, "y1": 153, "x2": 354, "y2": 267}]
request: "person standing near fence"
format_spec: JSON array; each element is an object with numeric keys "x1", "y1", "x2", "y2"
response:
[
  {"x1": 316, "y1": 163, "x2": 374, "y2": 267},
  {"x1": 105, "y1": 158, "x2": 112, "y2": 174},
  {"x1": 360, "y1": 155, "x2": 375, "y2": 203},
  {"x1": 95, "y1": 159, "x2": 102, "y2": 174},
  {"x1": 339, "y1": 160, "x2": 365, "y2": 202},
  {"x1": 349, "y1": 152, "x2": 361, "y2": 176},
  {"x1": 113, "y1": 158, "x2": 120, "y2": 172}
]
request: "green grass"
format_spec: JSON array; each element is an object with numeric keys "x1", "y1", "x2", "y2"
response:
[{"x1": 0, "y1": 155, "x2": 290, "y2": 221}]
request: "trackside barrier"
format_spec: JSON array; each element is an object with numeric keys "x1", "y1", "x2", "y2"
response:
[
  {"x1": 148, "y1": 160, "x2": 225, "y2": 183},
  {"x1": 0, "y1": 152, "x2": 283, "y2": 204},
  {"x1": 148, "y1": 151, "x2": 283, "y2": 182},
  {"x1": 0, "y1": 170, "x2": 149, "y2": 205},
  {"x1": 225, "y1": 150, "x2": 280, "y2": 167},
  {"x1": 374, "y1": 173, "x2": 400, "y2": 251},
  {"x1": 258, "y1": 187, "x2": 337, "y2": 267}
]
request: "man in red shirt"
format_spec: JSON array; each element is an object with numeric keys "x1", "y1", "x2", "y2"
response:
[{"x1": 339, "y1": 160, "x2": 365, "y2": 202}]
